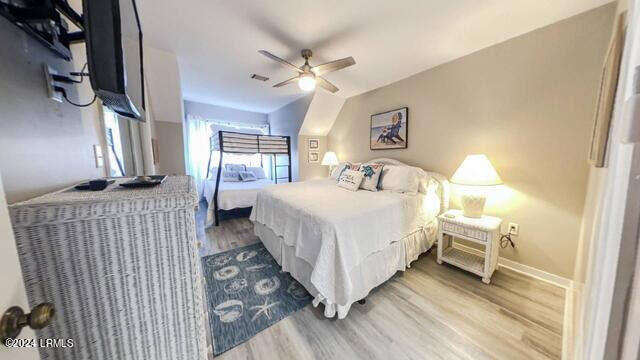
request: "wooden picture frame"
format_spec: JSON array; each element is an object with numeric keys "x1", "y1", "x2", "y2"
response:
[
  {"x1": 308, "y1": 151, "x2": 319, "y2": 163},
  {"x1": 308, "y1": 138, "x2": 319, "y2": 150},
  {"x1": 589, "y1": 13, "x2": 625, "y2": 168},
  {"x1": 370, "y1": 107, "x2": 408, "y2": 150}
]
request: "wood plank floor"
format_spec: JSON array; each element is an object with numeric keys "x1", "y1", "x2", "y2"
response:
[{"x1": 196, "y1": 204, "x2": 566, "y2": 360}]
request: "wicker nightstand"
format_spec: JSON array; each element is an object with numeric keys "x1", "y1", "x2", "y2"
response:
[{"x1": 437, "y1": 209, "x2": 503, "y2": 284}]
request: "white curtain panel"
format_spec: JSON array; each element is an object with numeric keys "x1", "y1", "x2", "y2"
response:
[{"x1": 185, "y1": 114, "x2": 212, "y2": 198}]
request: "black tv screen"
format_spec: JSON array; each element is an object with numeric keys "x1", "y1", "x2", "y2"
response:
[{"x1": 83, "y1": 0, "x2": 145, "y2": 120}]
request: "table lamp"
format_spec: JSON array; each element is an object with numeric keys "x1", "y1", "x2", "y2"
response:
[
  {"x1": 321, "y1": 151, "x2": 339, "y2": 176},
  {"x1": 450, "y1": 154, "x2": 503, "y2": 218}
]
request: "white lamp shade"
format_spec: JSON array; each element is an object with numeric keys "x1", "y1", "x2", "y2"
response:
[
  {"x1": 450, "y1": 154, "x2": 503, "y2": 186},
  {"x1": 321, "y1": 151, "x2": 339, "y2": 166}
]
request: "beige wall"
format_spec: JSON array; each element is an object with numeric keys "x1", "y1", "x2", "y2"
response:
[
  {"x1": 0, "y1": 14, "x2": 105, "y2": 204},
  {"x1": 144, "y1": 46, "x2": 187, "y2": 175},
  {"x1": 327, "y1": 4, "x2": 616, "y2": 278},
  {"x1": 144, "y1": 46, "x2": 185, "y2": 125},
  {"x1": 299, "y1": 135, "x2": 328, "y2": 180},
  {"x1": 155, "y1": 121, "x2": 186, "y2": 175},
  {"x1": 268, "y1": 95, "x2": 313, "y2": 181}
]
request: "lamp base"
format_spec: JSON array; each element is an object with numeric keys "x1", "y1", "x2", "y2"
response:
[{"x1": 460, "y1": 193, "x2": 486, "y2": 218}]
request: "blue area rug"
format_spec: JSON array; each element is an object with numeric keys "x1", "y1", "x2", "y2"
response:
[{"x1": 202, "y1": 242, "x2": 312, "y2": 355}]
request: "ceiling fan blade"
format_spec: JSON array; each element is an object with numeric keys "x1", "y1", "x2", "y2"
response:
[
  {"x1": 258, "y1": 50, "x2": 303, "y2": 73},
  {"x1": 317, "y1": 76, "x2": 339, "y2": 93},
  {"x1": 273, "y1": 76, "x2": 299, "y2": 88},
  {"x1": 311, "y1": 57, "x2": 355, "y2": 76}
]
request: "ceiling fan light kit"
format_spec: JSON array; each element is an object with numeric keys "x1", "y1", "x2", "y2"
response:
[
  {"x1": 298, "y1": 73, "x2": 316, "y2": 91},
  {"x1": 258, "y1": 48, "x2": 355, "y2": 93}
]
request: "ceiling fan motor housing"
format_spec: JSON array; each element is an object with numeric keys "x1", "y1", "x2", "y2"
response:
[{"x1": 301, "y1": 49, "x2": 313, "y2": 60}]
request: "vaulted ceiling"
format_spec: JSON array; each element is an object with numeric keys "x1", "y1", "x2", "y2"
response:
[{"x1": 137, "y1": 0, "x2": 613, "y2": 113}]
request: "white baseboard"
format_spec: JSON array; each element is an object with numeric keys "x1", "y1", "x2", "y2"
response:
[{"x1": 452, "y1": 243, "x2": 573, "y2": 289}]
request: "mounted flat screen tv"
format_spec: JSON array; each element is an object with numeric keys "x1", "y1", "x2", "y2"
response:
[{"x1": 83, "y1": 0, "x2": 145, "y2": 120}]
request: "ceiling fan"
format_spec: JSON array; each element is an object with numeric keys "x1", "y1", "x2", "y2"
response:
[{"x1": 258, "y1": 49, "x2": 355, "y2": 93}]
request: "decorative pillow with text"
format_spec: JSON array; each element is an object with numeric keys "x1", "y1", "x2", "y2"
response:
[
  {"x1": 239, "y1": 171, "x2": 258, "y2": 182},
  {"x1": 330, "y1": 162, "x2": 350, "y2": 179},
  {"x1": 225, "y1": 164, "x2": 246, "y2": 172},
  {"x1": 337, "y1": 169, "x2": 364, "y2": 191},
  {"x1": 222, "y1": 170, "x2": 241, "y2": 182}
]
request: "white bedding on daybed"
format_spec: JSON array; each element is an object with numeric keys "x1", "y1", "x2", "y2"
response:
[
  {"x1": 204, "y1": 178, "x2": 274, "y2": 226},
  {"x1": 249, "y1": 170, "x2": 447, "y2": 318}
]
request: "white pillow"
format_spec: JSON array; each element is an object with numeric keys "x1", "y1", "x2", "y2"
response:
[
  {"x1": 358, "y1": 163, "x2": 384, "y2": 191},
  {"x1": 337, "y1": 169, "x2": 364, "y2": 191},
  {"x1": 423, "y1": 177, "x2": 438, "y2": 194},
  {"x1": 413, "y1": 167, "x2": 432, "y2": 194},
  {"x1": 225, "y1": 164, "x2": 246, "y2": 172},
  {"x1": 246, "y1": 167, "x2": 266, "y2": 179},
  {"x1": 379, "y1": 165, "x2": 421, "y2": 194},
  {"x1": 239, "y1": 171, "x2": 257, "y2": 182},
  {"x1": 222, "y1": 170, "x2": 241, "y2": 182}
]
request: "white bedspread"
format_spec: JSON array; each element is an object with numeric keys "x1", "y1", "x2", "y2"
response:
[
  {"x1": 204, "y1": 178, "x2": 275, "y2": 210},
  {"x1": 249, "y1": 178, "x2": 441, "y2": 307},
  {"x1": 204, "y1": 178, "x2": 275, "y2": 226}
]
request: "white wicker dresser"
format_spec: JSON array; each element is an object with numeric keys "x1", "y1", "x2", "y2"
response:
[{"x1": 9, "y1": 176, "x2": 207, "y2": 360}]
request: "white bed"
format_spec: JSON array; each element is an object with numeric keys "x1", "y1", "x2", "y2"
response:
[
  {"x1": 249, "y1": 160, "x2": 449, "y2": 318},
  {"x1": 203, "y1": 178, "x2": 275, "y2": 227}
]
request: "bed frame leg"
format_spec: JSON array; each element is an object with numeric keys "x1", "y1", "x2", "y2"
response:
[{"x1": 358, "y1": 299, "x2": 366, "y2": 305}]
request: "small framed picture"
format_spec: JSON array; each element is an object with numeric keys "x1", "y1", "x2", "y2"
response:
[
  {"x1": 308, "y1": 138, "x2": 319, "y2": 150},
  {"x1": 308, "y1": 151, "x2": 319, "y2": 163}
]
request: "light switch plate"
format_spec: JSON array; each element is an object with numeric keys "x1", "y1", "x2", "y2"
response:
[
  {"x1": 93, "y1": 145, "x2": 104, "y2": 168},
  {"x1": 44, "y1": 65, "x2": 62, "y2": 103}
]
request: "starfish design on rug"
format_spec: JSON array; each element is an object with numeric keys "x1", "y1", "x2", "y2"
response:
[{"x1": 250, "y1": 298, "x2": 281, "y2": 322}]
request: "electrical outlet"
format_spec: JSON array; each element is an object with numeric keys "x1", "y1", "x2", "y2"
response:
[
  {"x1": 508, "y1": 223, "x2": 519, "y2": 236},
  {"x1": 44, "y1": 65, "x2": 62, "y2": 103}
]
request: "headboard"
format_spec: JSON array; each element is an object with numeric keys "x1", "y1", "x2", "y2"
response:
[{"x1": 368, "y1": 158, "x2": 450, "y2": 213}]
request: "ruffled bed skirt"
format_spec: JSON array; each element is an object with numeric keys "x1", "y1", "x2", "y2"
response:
[{"x1": 253, "y1": 220, "x2": 438, "y2": 318}]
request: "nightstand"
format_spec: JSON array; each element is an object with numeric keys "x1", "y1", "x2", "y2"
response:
[{"x1": 437, "y1": 209, "x2": 503, "y2": 284}]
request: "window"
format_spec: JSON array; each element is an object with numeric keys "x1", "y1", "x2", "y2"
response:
[
  {"x1": 206, "y1": 121, "x2": 272, "y2": 179},
  {"x1": 103, "y1": 107, "x2": 126, "y2": 177}
]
